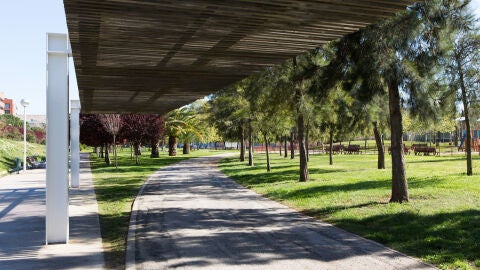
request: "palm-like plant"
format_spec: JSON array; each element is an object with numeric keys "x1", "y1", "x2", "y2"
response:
[{"x1": 165, "y1": 107, "x2": 202, "y2": 156}]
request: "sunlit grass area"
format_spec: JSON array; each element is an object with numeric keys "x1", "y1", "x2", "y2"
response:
[
  {"x1": 0, "y1": 138, "x2": 45, "y2": 175},
  {"x1": 89, "y1": 148, "x2": 228, "y2": 269},
  {"x1": 219, "y1": 153, "x2": 480, "y2": 270}
]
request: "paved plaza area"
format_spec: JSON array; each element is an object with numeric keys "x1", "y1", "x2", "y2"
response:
[
  {"x1": 0, "y1": 153, "x2": 104, "y2": 270},
  {"x1": 127, "y1": 154, "x2": 437, "y2": 270}
]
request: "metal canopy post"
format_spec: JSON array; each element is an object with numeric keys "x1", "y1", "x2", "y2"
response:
[
  {"x1": 70, "y1": 100, "x2": 81, "y2": 188},
  {"x1": 46, "y1": 33, "x2": 70, "y2": 244}
]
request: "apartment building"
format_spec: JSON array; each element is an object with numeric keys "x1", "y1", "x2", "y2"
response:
[
  {"x1": 0, "y1": 92, "x2": 4, "y2": 115},
  {"x1": 0, "y1": 92, "x2": 16, "y2": 115}
]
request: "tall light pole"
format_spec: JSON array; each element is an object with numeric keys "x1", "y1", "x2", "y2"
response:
[{"x1": 21, "y1": 98, "x2": 30, "y2": 172}]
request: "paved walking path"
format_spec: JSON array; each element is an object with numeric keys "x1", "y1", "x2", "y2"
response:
[
  {"x1": 0, "y1": 153, "x2": 104, "y2": 269},
  {"x1": 127, "y1": 154, "x2": 437, "y2": 270}
]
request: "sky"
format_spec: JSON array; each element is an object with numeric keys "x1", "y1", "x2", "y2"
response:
[
  {"x1": 0, "y1": 0, "x2": 78, "y2": 115},
  {"x1": 0, "y1": 1, "x2": 479, "y2": 115}
]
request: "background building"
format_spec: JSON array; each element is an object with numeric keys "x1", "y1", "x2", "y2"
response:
[
  {"x1": 22, "y1": 114, "x2": 47, "y2": 128},
  {"x1": 3, "y1": 98, "x2": 15, "y2": 115},
  {"x1": 0, "y1": 92, "x2": 5, "y2": 115},
  {"x1": 0, "y1": 92, "x2": 16, "y2": 115}
]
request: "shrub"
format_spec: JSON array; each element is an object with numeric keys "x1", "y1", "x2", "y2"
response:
[
  {"x1": 26, "y1": 133, "x2": 36, "y2": 143},
  {"x1": 2, "y1": 126, "x2": 22, "y2": 140},
  {"x1": 32, "y1": 129, "x2": 46, "y2": 144},
  {"x1": 0, "y1": 114, "x2": 24, "y2": 127}
]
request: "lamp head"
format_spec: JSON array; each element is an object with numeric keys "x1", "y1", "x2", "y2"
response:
[{"x1": 20, "y1": 98, "x2": 30, "y2": 107}]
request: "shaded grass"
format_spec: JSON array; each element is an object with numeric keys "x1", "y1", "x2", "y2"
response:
[
  {"x1": 90, "y1": 149, "x2": 228, "y2": 269},
  {"x1": 0, "y1": 138, "x2": 45, "y2": 175},
  {"x1": 219, "y1": 153, "x2": 480, "y2": 270}
]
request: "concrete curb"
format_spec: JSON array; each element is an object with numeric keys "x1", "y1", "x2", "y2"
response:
[{"x1": 125, "y1": 169, "x2": 150, "y2": 270}]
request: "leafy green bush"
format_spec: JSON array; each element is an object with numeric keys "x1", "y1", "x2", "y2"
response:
[
  {"x1": 80, "y1": 143, "x2": 90, "y2": 151},
  {"x1": 26, "y1": 133, "x2": 36, "y2": 143},
  {"x1": 0, "y1": 114, "x2": 24, "y2": 127}
]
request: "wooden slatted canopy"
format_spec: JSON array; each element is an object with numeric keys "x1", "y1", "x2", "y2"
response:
[{"x1": 64, "y1": 0, "x2": 415, "y2": 114}]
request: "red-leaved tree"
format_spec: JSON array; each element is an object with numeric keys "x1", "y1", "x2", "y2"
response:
[{"x1": 98, "y1": 114, "x2": 121, "y2": 167}]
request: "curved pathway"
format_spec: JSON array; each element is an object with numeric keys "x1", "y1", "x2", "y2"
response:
[{"x1": 127, "y1": 154, "x2": 436, "y2": 270}]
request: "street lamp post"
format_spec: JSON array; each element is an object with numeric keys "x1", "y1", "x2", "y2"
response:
[{"x1": 21, "y1": 98, "x2": 30, "y2": 172}]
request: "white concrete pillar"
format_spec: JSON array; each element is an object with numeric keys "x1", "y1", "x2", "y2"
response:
[
  {"x1": 70, "y1": 100, "x2": 81, "y2": 188},
  {"x1": 46, "y1": 33, "x2": 70, "y2": 244}
]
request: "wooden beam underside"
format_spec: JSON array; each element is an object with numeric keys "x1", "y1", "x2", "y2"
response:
[{"x1": 64, "y1": 0, "x2": 415, "y2": 114}]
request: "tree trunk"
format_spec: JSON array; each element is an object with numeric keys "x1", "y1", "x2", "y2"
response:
[
  {"x1": 290, "y1": 131, "x2": 295, "y2": 159},
  {"x1": 306, "y1": 124, "x2": 310, "y2": 162},
  {"x1": 388, "y1": 82, "x2": 408, "y2": 203},
  {"x1": 133, "y1": 142, "x2": 141, "y2": 165},
  {"x1": 113, "y1": 135, "x2": 118, "y2": 168},
  {"x1": 240, "y1": 125, "x2": 246, "y2": 162},
  {"x1": 264, "y1": 133, "x2": 271, "y2": 172},
  {"x1": 150, "y1": 139, "x2": 159, "y2": 158},
  {"x1": 373, "y1": 121, "x2": 385, "y2": 169},
  {"x1": 104, "y1": 143, "x2": 111, "y2": 165},
  {"x1": 168, "y1": 136, "x2": 178, "y2": 156},
  {"x1": 279, "y1": 141, "x2": 282, "y2": 156},
  {"x1": 100, "y1": 145, "x2": 104, "y2": 158},
  {"x1": 284, "y1": 135, "x2": 288, "y2": 158},
  {"x1": 248, "y1": 118, "x2": 254, "y2": 166},
  {"x1": 454, "y1": 125, "x2": 459, "y2": 147},
  {"x1": 183, "y1": 142, "x2": 191, "y2": 154},
  {"x1": 130, "y1": 144, "x2": 133, "y2": 160},
  {"x1": 456, "y1": 51, "x2": 472, "y2": 175},
  {"x1": 329, "y1": 129, "x2": 334, "y2": 166},
  {"x1": 297, "y1": 111, "x2": 309, "y2": 182},
  {"x1": 160, "y1": 137, "x2": 165, "y2": 152},
  {"x1": 214, "y1": 142, "x2": 218, "y2": 150}
]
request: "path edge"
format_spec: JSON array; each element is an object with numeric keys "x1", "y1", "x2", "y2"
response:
[
  {"x1": 125, "y1": 153, "x2": 235, "y2": 270},
  {"x1": 125, "y1": 167, "x2": 150, "y2": 270}
]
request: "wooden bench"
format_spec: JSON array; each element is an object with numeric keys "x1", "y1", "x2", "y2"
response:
[
  {"x1": 413, "y1": 147, "x2": 437, "y2": 156},
  {"x1": 411, "y1": 144, "x2": 428, "y2": 150},
  {"x1": 27, "y1": 156, "x2": 46, "y2": 169},
  {"x1": 326, "y1": 144, "x2": 343, "y2": 154},
  {"x1": 388, "y1": 144, "x2": 410, "y2": 155},
  {"x1": 344, "y1": 144, "x2": 361, "y2": 154}
]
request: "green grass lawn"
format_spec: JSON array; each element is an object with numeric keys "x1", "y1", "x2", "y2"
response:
[
  {"x1": 219, "y1": 153, "x2": 480, "y2": 270},
  {"x1": 0, "y1": 138, "x2": 45, "y2": 175},
  {"x1": 89, "y1": 148, "x2": 230, "y2": 269}
]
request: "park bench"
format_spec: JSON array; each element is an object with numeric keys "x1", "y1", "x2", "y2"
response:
[
  {"x1": 326, "y1": 144, "x2": 343, "y2": 154},
  {"x1": 344, "y1": 144, "x2": 361, "y2": 154},
  {"x1": 410, "y1": 144, "x2": 431, "y2": 155},
  {"x1": 411, "y1": 144, "x2": 428, "y2": 150},
  {"x1": 27, "y1": 156, "x2": 46, "y2": 169},
  {"x1": 9, "y1": 158, "x2": 22, "y2": 174},
  {"x1": 413, "y1": 146, "x2": 437, "y2": 156},
  {"x1": 388, "y1": 144, "x2": 410, "y2": 155}
]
